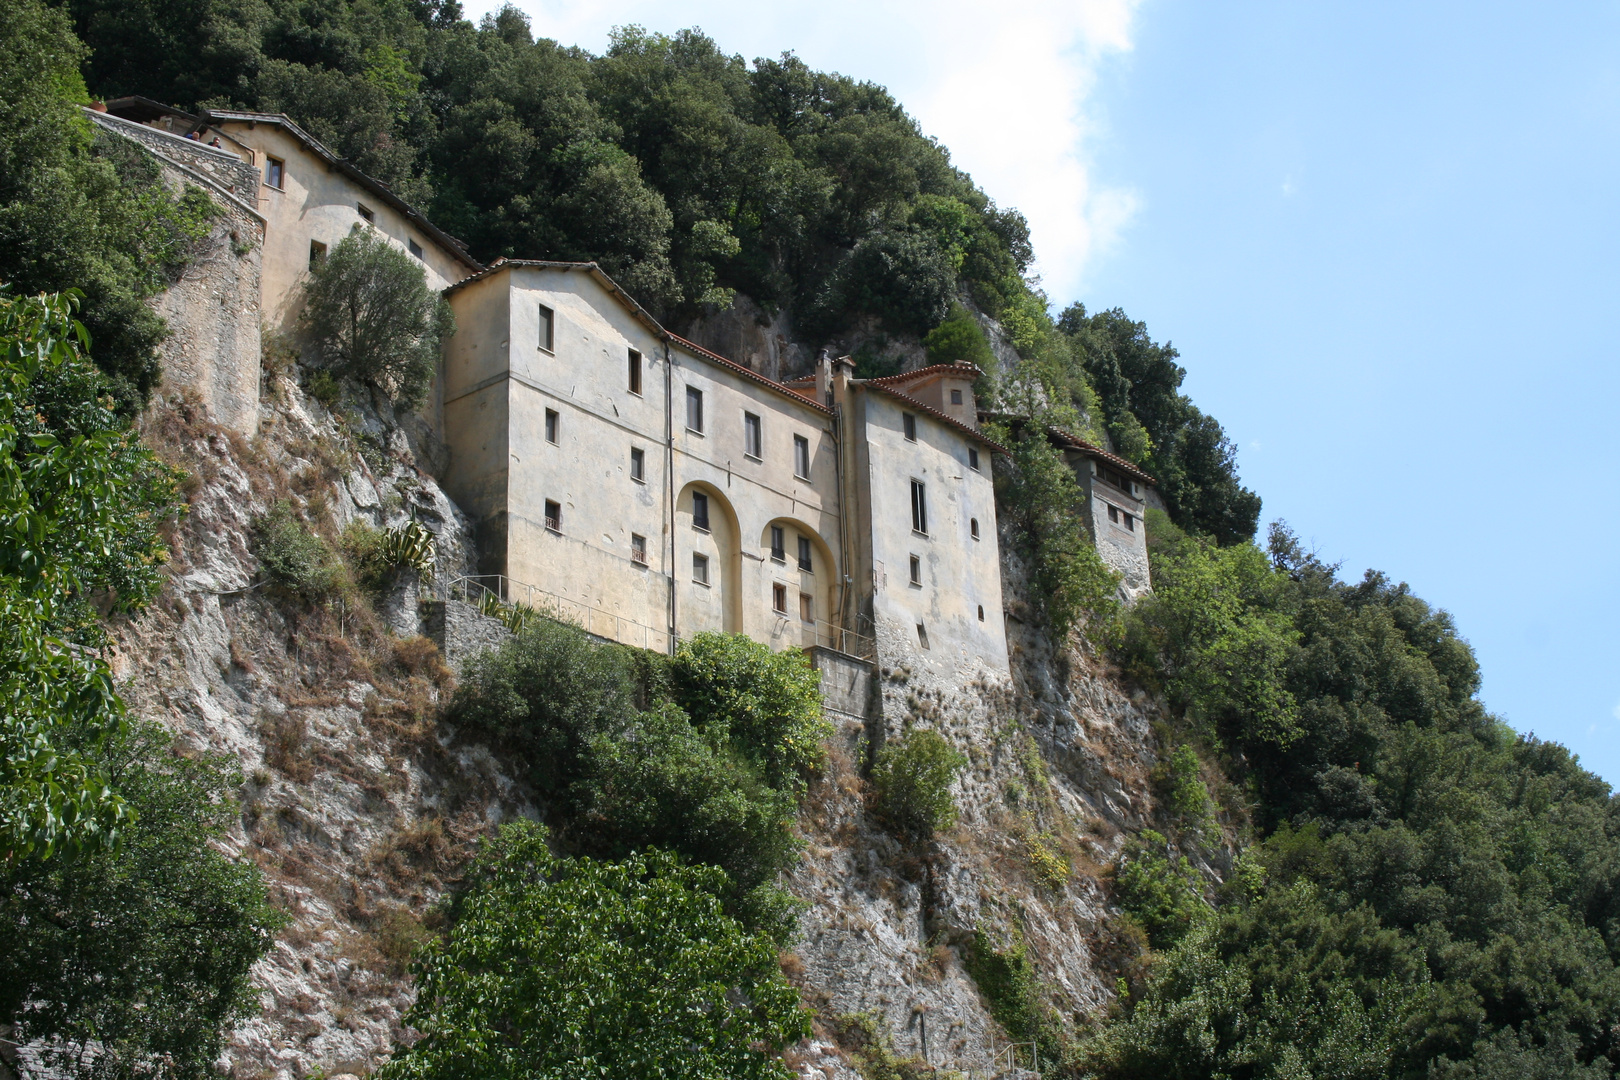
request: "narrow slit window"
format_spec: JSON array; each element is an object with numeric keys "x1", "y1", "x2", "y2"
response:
[
  {"x1": 794, "y1": 434, "x2": 811, "y2": 479},
  {"x1": 630, "y1": 447, "x2": 645, "y2": 482},
  {"x1": 1108, "y1": 504, "x2": 1120, "y2": 524},
  {"x1": 744, "y1": 412, "x2": 762, "y2": 459},
  {"x1": 692, "y1": 553, "x2": 709, "y2": 585},
  {"x1": 537, "y1": 304, "x2": 555, "y2": 352},
  {"x1": 903, "y1": 413, "x2": 917, "y2": 441},
  {"x1": 978, "y1": 604, "x2": 985, "y2": 621},
  {"x1": 950, "y1": 389, "x2": 963, "y2": 405},
  {"x1": 969, "y1": 446, "x2": 980, "y2": 471},
  {"x1": 628, "y1": 349, "x2": 642, "y2": 394},
  {"x1": 265, "y1": 156, "x2": 285, "y2": 188},
  {"x1": 691, "y1": 492, "x2": 710, "y2": 531},
  {"x1": 970, "y1": 517, "x2": 980, "y2": 540},
  {"x1": 916, "y1": 623, "x2": 930, "y2": 649},
  {"x1": 357, "y1": 202, "x2": 375, "y2": 223},
  {"x1": 308, "y1": 239, "x2": 327, "y2": 267},
  {"x1": 686, "y1": 386, "x2": 704, "y2": 433},
  {"x1": 770, "y1": 526, "x2": 785, "y2": 562},
  {"x1": 797, "y1": 536, "x2": 813, "y2": 572},
  {"x1": 408, "y1": 238, "x2": 424, "y2": 260},
  {"x1": 631, "y1": 533, "x2": 648, "y2": 565},
  {"x1": 545, "y1": 409, "x2": 559, "y2": 445},
  {"x1": 910, "y1": 479, "x2": 928, "y2": 535},
  {"x1": 773, "y1": 583, "x2": 788, "y2": 614},
  {"x1": 800, "y1": 593, "x2": 814, "y2": 623},
  {"x1": 909, "y1": 555, "x2": 922, "y2": 586},
  {"x1": 544, "y1": 500, "x2": 561, "y2": 532}
]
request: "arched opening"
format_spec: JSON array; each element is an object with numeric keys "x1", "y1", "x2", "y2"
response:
[
  {"x1": 676, "y1": 481, "x2": 741, "y2": 636},
  {"x1": 759, "y1": 517, "x2": 838, "y2": 652}
]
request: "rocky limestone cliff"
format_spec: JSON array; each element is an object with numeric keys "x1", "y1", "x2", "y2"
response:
[{"x1": 111, "y1": 364, "x2": 1171, "y2": 1080}]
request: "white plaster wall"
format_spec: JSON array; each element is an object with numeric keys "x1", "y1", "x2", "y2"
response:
[
  {"x1": 858, "y1": 392, "x2": 1008, "y2": 676},
  {"x1": 215, "y1": 124, "x2": 471, "y2": 333}
]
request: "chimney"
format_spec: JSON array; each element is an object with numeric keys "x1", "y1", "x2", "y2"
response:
[
  {"x1": 815, "y1": 348, "x2": 832, "y2": 406},
  {"x1": 831, "y1": 354, "x2": 855, "y2": 409}
]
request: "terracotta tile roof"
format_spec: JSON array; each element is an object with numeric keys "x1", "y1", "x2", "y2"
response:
[
  {"x1": 202, "y1": 109, "x2": 483, "y2": 272},
  {"x1": 864, "y1": 361, "x2": 987, "y2": 387},
  {"x1": 980, "y1": 412, "x2": 1157, "y2": 485},
  {"x1": 445, "y1": 260, "x2": 830, "y2": 416},
  {"x1": 861, "y1": 382, "x2": 1009, "y2": 456}
]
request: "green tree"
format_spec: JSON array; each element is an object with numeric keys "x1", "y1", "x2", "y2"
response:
[
  {"x1": 301, "y1": 226, "x2": 455, "y2": 410},
  {"x1": 868, "y1": 728, "x2": 967, "y2": 840},
  {"x1": 0, "y1": 290, "x2": 182, "y2": 860},
  {"x1": 0, "y1": 717, "x2": 283, "y2": 1077},
  {"x1": 379, "y1": 822, "x2": 809, "y2": 1080},
  {"x1": 0, "y1": 0, "x2": 219, "y2": 406},
  {"x1": 923, "y1": 302, "x2": 994, "y2": 368},
  {"x1": 670, "y1": 631, "x2": 827, "y2": 789}
]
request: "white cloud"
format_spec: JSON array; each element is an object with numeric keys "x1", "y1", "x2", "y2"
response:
[{"x1": 458, "y1": 0, "x2": 1142, "y2": 305}]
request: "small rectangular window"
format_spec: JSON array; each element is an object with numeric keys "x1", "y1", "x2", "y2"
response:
[
  {"x1": 628, "y1": 349, "x2": 642, "y2": 394},
  {"x1": 800, "y1": 592, "x2": 814, "y2": 623},
  {"x1": 770, "y1": 526, "x2": 785, "y2": 562},
  {"x1": 970, "y1": 517, "x2": 980, "y2": 540},
  {"x1": 308, "y1": 239, "x2": 327, "y2": 267},
  {"x1": 545, "y1": 409, "x2": 559, "y2": 445},
  {"x1": 686, "y1": 386, "x2": 704, "y2": 433},
  {"x1": 744, "y1": 412, "x2": 762, "y2": 459},
  {"x1": 916, "y1": 622, "x2": 930, "y2": 649},
  {"x1": 910, "y1": 479, "x2": 928, "y2": 535},
  {"x1": 909, "y1": 554, "x2": 922, "y2": 586},
  {"x1": 265, "y1": 156, "x2": 284, "y2": 188},
  {"x1": 630, "y1": 447, "x2": 645, "y2": 483},
  {"x1": 538, "y1": 304, "x2": 555, "y2": 352},
  {"x1": 692, "y1": 492, "x2": 710, "y2": 531},
  {"x1": 794, "y1": 434, "x2": 810, "y2": 479},
  {"x1": 797, "y1": 536, "x2": 812, "y2": 573},
  {"x1": 969, "y1": 447, "x2": 980, "y2": 471},
  {"x1": 773, "y1": 582, "x2": 788, "y2": 614},
  {"x1": 544, "y1": 500, "x2": 561, "y2": 532},
  {"x1": 1124, "y1": 513, "x2": 1136, "y2": 532},
  {"x1": 408, "y1": 238, "x2": 424, "y2": 260},
  {"x1": 950, "y1": 388, "x2": 963, "y2": 405},
  {"x1": 692, "y1": 553, "x2": 709, "y2": 585},
  {"x1": 1108, "y1": 504, "x2": 1120, "y2": 524},
  {"x1": 903, "y1": 413, "x2": 917, "y2": 441},
  {"x1": 357, "y1": 202, "x2": 375, "y2": 223},
  {"x1": 631, "y1": 533, "x2": 648, "y2": 565}
]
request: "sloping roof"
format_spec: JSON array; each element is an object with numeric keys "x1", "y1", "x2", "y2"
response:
[
  {"x1": 446, "y1": 260, "x2": 832, "y2": 416},
  {"x1": 202, "y1": 109, "x2": 483, "y2": 273},
  {"x1": 864, "y1": 362, "x2": 986, "y2": 387},
  {"x1": 104, "y1": 96, "x2": 199, "y2": 125},
  {"x1": 981, "y1": 412, "x2": 1157, "y2": 485},
  {"x1": 862, "y1": 381, "x2": 1008, "y2": 456}
]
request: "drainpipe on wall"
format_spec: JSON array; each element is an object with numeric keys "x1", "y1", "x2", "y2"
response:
[
  {"x1": 830, "y1": 353, "x2": 856, "y2": 648},
  {"x1": 664, "y1": 339, "x2": 677, "y2": 654}
]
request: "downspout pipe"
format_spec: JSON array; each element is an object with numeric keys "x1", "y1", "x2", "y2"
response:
[{"x1": 664, "y1": 339, "x2": 677, "y2": 654}]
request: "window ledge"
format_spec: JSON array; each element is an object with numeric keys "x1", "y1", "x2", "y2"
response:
[
  {"x1": 692, "y1": 525, "x2": 711, "y2": 534},
  {"x1": 912, "y1": 529, "x2": 930, "y2": 539},
  {"x1": 686, "y1": 427, "x2": 704, "y2": 437},
  {"x1": 744, "y1": 453, "x2": 762, "y2": 463},
  {"x1": 537, "y1": 347, "x2": 555, "y2": 356}
]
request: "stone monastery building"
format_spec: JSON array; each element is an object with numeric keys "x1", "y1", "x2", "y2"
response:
[{"x1": 95, "y1": 98, "x2": 1153, "y2": 690}]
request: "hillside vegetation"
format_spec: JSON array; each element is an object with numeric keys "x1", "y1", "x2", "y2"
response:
[{"x1": 4, "y1": 2, "x2": 1619, "y2": 1078}]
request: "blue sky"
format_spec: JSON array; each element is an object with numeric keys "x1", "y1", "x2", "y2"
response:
[{"x1": 468, "y1": 0, "x2": 1620, "y2": 784}]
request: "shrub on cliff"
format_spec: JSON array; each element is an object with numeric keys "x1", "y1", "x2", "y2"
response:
[
  {"x1": 380, "y1": 822, "x2": 808, "y2": 1080},
  {"x1": 302, "y1": 227, "x2": 454, "y2": 411},
  {"x1": 868, "y1": 728, "x2": 967, "y2": 840}
]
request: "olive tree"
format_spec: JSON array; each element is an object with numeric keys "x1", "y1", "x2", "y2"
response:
[{"x1": 302, "y1": 227, "x2": 454, "y2": 410}]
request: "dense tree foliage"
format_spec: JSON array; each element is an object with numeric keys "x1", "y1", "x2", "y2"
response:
[
  {"x1": 1, "y1": 1, "x2": 219, "y2": 408},
  {"x1": 302, "y1": 227, "x2": 455, "y2": 410},
  {"x1": 0, "y1": 291, "x2": 182, "y2": 861},
  {"x1": 1, "y1": 718, "x2": 283, "y2": 1078},
  {"x1": 452, "y1": 624, "x2": 821, "y2": 935},
  {"x1": 379, "y1": 822, "x2": 809, "y2": 1080},
  {"x1": 1089, "y1": 517, "x2": 1620, "y2": 1078}
]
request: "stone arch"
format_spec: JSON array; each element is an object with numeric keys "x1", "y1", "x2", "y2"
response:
[
  {"x1": 676, "y1": 480, "x2": 742, "y2": 635},
  {"x1": 759, "y1": 516, "x2": 839, "y2": 649}
]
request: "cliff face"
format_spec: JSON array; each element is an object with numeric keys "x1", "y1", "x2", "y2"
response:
[{"x1": 116, "y1": 348, "x2": 1165, "y2": 1080}]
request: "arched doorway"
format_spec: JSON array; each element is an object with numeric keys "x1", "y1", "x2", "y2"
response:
[{"x1": 676, "y1": 481, "x2": 742, "y2": 636}]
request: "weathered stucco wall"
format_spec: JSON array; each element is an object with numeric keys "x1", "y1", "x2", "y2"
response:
[
  {"x1": 89, "y1": 110, "x2": 265, "y2": 435},
  {"x1": 1077, "y1": 464, "x2": 1152, "y2": 601}
]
